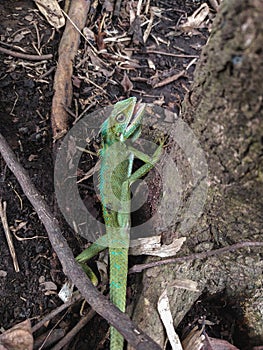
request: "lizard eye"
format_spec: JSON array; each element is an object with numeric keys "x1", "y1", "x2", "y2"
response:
[{"x1": 116, "y1": 113, "x2": 126, "y2": 123}]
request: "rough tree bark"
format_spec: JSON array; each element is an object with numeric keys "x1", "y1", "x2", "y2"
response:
[{"x1": 131, "y1": 0, "x2": 263, "y2": 348}]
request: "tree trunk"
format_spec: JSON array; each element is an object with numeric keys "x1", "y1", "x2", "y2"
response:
[{"x1": 131, "y1": 0, "x2": 263, "y2": 348}]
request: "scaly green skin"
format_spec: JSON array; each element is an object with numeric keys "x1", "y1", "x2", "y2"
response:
[{"x1": 76, "y1": 97, "x2": 163, "y2": 349}]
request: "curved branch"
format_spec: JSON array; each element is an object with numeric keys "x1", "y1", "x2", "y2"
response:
[
  {"x1": 0, "y1": 132, "x2": 161, "y2": 350},
  {"x1": 0, "y1": 46, "x2": 52, "y2": 61}
]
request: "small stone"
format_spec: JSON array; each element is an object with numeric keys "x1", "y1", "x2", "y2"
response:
[{"x1": 0, "y1": 270, "x2": 7, "y2": 277}]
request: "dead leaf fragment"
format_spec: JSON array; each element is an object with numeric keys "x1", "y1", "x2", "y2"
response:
[
  {"x1": 182, "y1": 326, "x2": 205, "y2": 350},
  {"x1": 0, "y1": 320, "x2": 33, "y2": 350},
  {"x1": 0, "y1": 270, "x2": 7, "y2": 277},
  {"x1": 96, "y1": 31, "x2": 106, "y2": 51},
  {"x1": 121, "y1": 72, "x2": 133, "y2": 93},
  {"x1": 181, "y1": 3, "x2": 210, "y2": 29},
  {"x1": 147, "y1": 58, "x2": 156, "y2": 70},
  {"x1": 25, "y1": 14, "x2": 34, "y2": 22},
  {"x1": 13, "y1": 30, "x2": 31, "y2": 43},
  {"x1": 58, "y1": 281, "x2": 74, "y2": 302},
  {"x1": 171, "y1": 279, "x2": 199, "y2": 292},
  {"x1": 129, "y1": 236, "x2": 186, "y2": 257},
  {"x1": 158, "y1": 290, "x2": 183, "y2": 350},
  {"x1": 128, "y1": 16, "x2": 144, "y2": 46},
  {"x1": 83, "y1": 27, "x2": 96, "y2": 42},
  {"x1": 208, "y1": 0, "x2": 222, "y2": 12},
  {"x1": 40, "y1": 281, "x2": 57, "y2": 291},
  {"x1": 28, "y1": 154, "x2": 37, "y2": 162}
]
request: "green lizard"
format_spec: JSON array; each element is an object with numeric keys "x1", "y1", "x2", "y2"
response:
[{"x1": 76, "y1": 97, "x2": 163, "y2": 349}]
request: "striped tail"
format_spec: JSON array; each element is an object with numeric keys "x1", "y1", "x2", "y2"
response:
[{"x1": 109, "y1": 247, "x2": 128, "y2": 350}]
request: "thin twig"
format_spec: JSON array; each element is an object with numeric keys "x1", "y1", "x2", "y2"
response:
[
  {"x1": 0, "y1": 200, "x2": 20, "y2": 272},
  {"x1": 126, "y1": 48, "x2": 199, "y2": 58},
  {"x1": 153, "y1": 70, "x2": 186, "y2": 88},
  {"x1": 32, "y1": 292, "x2": 83, "y2": 333},
  {"x1": 37, "y1": 66, "x2": 56, "y2": 80},
  {"x1": 77, "y1": 160, "x2": 100, "y2": 183},
  {"x1": 50, "y1": 309, "x2": 96, "y2": 350},
  {"x1": 33, "y1": 21, "x2": 41, "y2": 51},
  {"x1": 0, "y1": 132, "x2": 161, "y2": 350},
  {"x1": 143, "y1": 8, "x2": 155, "y2": 43},
  {"x1": 39, "y1": 311, "x2": 68, "y2": 350},
  {"x1": 129, "y1": 241, "x2": 263, "y2": 274},
  {"x1": 0, "y1": 46, "x2": 52, "y2": 61},
  {"x1": 146, "y1": 49, "x2": 198, "y2": 58}
]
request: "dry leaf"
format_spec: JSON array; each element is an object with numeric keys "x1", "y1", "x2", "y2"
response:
[
  {"x1": 121, "y1": 72, "x2": 133, "y2": 93},
  {"x1": 40, "y1": 281, "x2": 57, "y2": 291},
  {"x1": 157, "y1": 282, "x2": 200, "y2": 349},
  {"x1": 158, "y1": 290, "x2": 183, "y2": 350},
  {"x1": 182, "y1": 326, "x2": 205, "y2": 350},
  {"x1": 153, "y1": 95, "x2": 165, "y2": 106},
  {"x1": 28, "y1": 154, "x2": 38, "y2": 162},
  {"x1": 25, "y1": 14, "x2": 34, "y2": 22},
  {"x1": 0, "y1": 270, "x2": 7, "y2": 277},
  {"x1": 13, "y1": 30, "x2": 31, "y2": 43},
  {"x1": 129, "y1": 16, "x2": 144, "y2": 46},
  {"x1": 208, "y1": 0, "x2": 222, "y2": 12},
  {"x1": 88, "y1": 48, "x2": 110, "y2": 71},
  {"x1": 129, "y1": 236, "x2": 186, "y2": 257},
  {"x1": 34, "y1": 0, "x2": 65, "y2": 29},
  {"x1": 181, "y1": 3, "x2": 210, "y2": 29},
  {"x1": 0, "y1": 320, "x2": 33, "y2": 350},
  {"x1": 83, "y1": 27, "x2": 96, "y2": 42},
  {"x1": 58, "y1": 281, "x2": 74, "y2": 302},
  {"x1": 147, "y1": 58, "x2": 156, "y2": 70},
  {"x1": 170, "y1": 279, "x2": 199, "y2": 292},
  {"x1": 96, "y1": 31, "x2": 106, "y2": 51},
  {"x1": 72, "y1": 75, "x2": 81, "y2": 88}
]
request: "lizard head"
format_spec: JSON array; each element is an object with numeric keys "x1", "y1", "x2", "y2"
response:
[{"x1": 101, "y1": 97, "x2": 145, "y2": 142}]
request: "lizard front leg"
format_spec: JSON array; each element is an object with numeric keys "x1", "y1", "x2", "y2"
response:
[{"x1": 77, "y1": 140, "x2": 164, "y2": 265}]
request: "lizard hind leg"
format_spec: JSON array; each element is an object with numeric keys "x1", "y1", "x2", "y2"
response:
[{"x1": 75, "y1": 235, "x2": 111, "y2": 285}]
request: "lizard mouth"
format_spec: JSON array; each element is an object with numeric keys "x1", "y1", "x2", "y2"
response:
[
  {"x1": 133, "y1": 99, "x2": 143, "y2": 114},
  {"x1": 130, "y1": 100, "x2": 145, "y2": 124}
]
